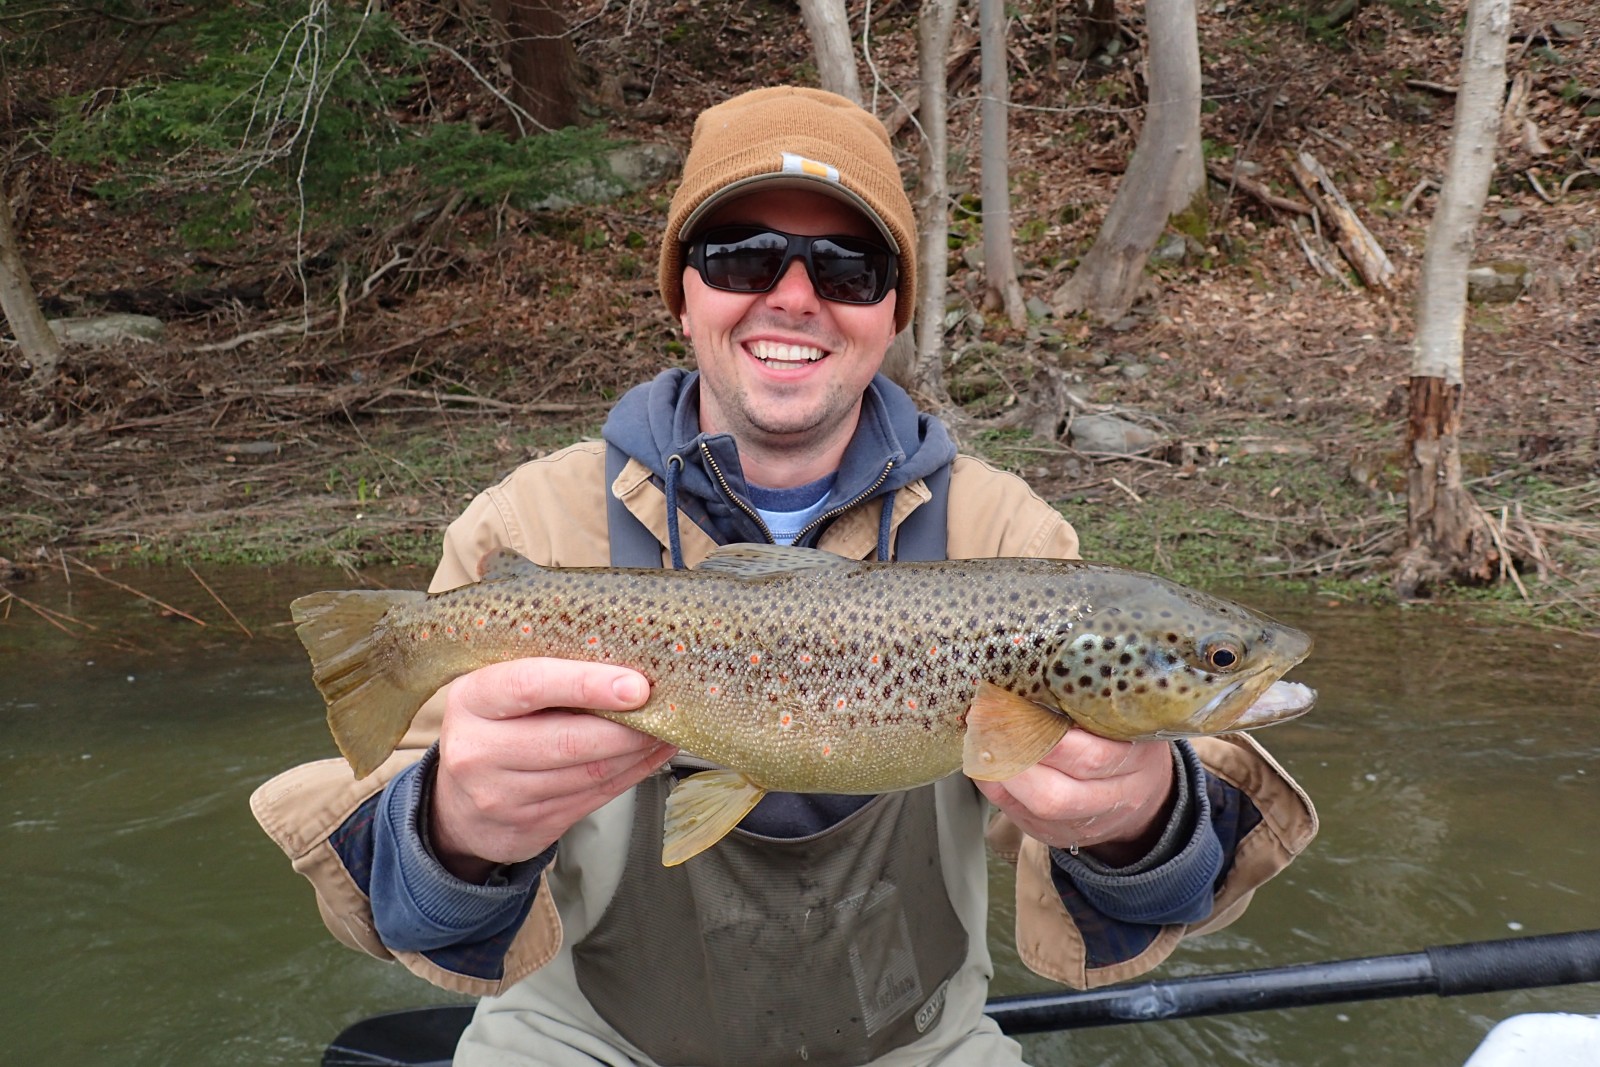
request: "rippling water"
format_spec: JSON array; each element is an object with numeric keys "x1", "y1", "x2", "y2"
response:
[{"x1": 2, "y1": 570, "x2": 1596, "y2": 1065}]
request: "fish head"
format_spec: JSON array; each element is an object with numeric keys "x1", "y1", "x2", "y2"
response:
[{"x1": 1040, "y1": 577, "x2": 1316, "y2": 741}]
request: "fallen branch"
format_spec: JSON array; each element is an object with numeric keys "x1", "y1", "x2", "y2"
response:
[
  {"x1": 194, "y1": 315, "x2": 331, "y2": 353},
  {"x1": 186, "y1": 563, "x2": 253, "y2": 638},
  {"x1": 1289, "y1": 150, "x2": 1396, "y2": 290},
  {"x1": 63, "y1": 554, "x2": 207, "y2": 626},
  {"x1": 1289, "y1": 217, "x2": 1355, "y2": 288},
  {"x1": 1401, "y1": 178, "x2": 1440, "y2": 216},
  {"x1": 0, "y1": 586, "x2": 97, "y2": 635},
  {"x1": 1206, "y1": 162, "x2": 1312, "y2": 216}
]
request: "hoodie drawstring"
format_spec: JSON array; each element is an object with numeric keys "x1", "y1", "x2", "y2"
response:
[{"x1": 665, "y1": 454, "x2": 686, "y2": 570}]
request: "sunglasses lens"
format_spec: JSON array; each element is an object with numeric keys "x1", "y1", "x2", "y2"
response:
[
  {"x1": 810, "y1": 237, "x2": 891, "y2": 303},
  {"x1": 699, "y1": 229, "x2": 789, "y2": 292},
  {"x1": 691, "y1": 228, "x2": 893, "y2": 304}
]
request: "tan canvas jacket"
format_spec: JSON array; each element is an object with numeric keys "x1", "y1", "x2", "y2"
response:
[{"x1": 252, "y1": 439, "x2": 1317, "y2": 997}]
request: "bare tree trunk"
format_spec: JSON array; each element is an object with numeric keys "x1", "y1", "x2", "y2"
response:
[
  {"x1": 491, "y1": 0, "x2": 579, "y2": 134},
  {"x1": 0, "y1": 181, "x2": 65, "y2": 385},
  {"x1": 1396, "y1": 0, "x2": 1511, "y2": 597},
  {"x1": 797, "y1": 0, "x2": 862, "y2": 103},
  {"x1": 899, "y1": 0, "x2": 960, "y2": 404},
  {"x1": 978, "y1": 0, "x2": 1027, "y2": 328},
  {"x1": 1072, "y1": 0, "x2": 1119, "y2": 61},
  {"x1": 1051, "y1": 0, "x2": 1203, "y2": 323}
]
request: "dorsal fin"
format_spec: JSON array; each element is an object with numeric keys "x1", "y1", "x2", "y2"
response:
[
  {"x1": 477, "y1": 547, "x2": 543, "y2": 581},
  {"x1": 693, "y1": 542, "x2": 863, "y2": 579}
]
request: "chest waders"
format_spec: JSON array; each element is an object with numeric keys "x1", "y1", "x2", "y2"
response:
[{"x1": 588, "y1": 446, "x2": 964, "y2": 1066}]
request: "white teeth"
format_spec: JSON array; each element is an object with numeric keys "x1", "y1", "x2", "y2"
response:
[{"x1": 749, "y1": 340, "x2": 825, "y2": 364}]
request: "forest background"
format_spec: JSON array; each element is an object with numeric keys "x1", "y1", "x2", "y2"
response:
[{"x1": 0, "y1": 0, "x2": 1595, "y2": 634}]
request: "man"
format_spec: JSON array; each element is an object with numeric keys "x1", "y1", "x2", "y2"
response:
[{"x1": 253, "y1": 86, "x2": 1316, "y2": 1065}]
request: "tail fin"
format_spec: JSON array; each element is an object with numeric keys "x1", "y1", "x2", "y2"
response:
[{"x1": 291, "y1": 589, "x2": 429, "y2": 778}]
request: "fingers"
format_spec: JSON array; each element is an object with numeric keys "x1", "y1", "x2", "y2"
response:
[
  {"x1": 1034, "y1": 730, "x2": 1144, "y2": 780},
  {"x1": 448, "y1": 658, "x2": 649, "y2": 722},
  {"x1": 428, "y1": 658, "x2": 673, "y2": 872},
  {"x1": 976, "y1": 735, "x2": 1175, "y2": 853}
]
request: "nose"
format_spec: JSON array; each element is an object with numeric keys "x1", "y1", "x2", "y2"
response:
[{"x1": 763, "y1": 257, "x2": 821, "y2": 316}]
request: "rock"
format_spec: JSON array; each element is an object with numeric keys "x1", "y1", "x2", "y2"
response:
[
  {"x1": 47, "y1": 313, "x2": 165, "y2": 346},
  {"x1": 1120, "y1": 363, "x2": 1150, "y2": 381},
  {"x1": 531, "y1": 142, "x2": 682, "y2": 210},
  {"x1": 1497, "y1": 208, "x2": 1525, "y2": 227},
  {"x1": 1388, "y1": 91, "x2": 1438, "y2": 123},
  {"x1": 1068, "y1": 413, "x2": 1162, "y2": 455},
  {"x1": 1549, "y1": 20, "x2": 1586, "y2": 40},
  {"x1": 1466, "y1": 262, "x2": 1530, "y2": 304},
  {"x1": 1150, "y1": 233, "x2": 1189, "y2": 264},
  {"x1": 1025, "y1": 295, "x2": 1052, "y2": 320},
  {"x1": 1566, "y1": 228, "x2": 1596, "y2": 254}
]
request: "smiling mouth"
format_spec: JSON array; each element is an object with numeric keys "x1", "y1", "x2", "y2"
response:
[{"x1": 748, "y1": 340, "x2": 826, "y2": 367}]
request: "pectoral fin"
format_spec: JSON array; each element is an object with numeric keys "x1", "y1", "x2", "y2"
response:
[
  {"x1": 962, "y1": 681, "x2": 1073, "y2": 781},
  {"x1": 661, "y1": 770, "x2": 767, "y2": 866}
]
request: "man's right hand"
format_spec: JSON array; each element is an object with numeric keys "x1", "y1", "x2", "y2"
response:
[{"x1": 429, "y1": 658, "x2": 675, "y2": 883}]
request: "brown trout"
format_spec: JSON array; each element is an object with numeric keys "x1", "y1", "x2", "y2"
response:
[{"x1": 291, "y1": 544, "x2": 1314, "y2": 865}]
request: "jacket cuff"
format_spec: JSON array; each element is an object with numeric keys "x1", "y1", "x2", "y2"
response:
[
  {"x1": 369, "y1": 745, "x2": 555, "y2": 951},
  {"x1": 1050, "y1": 741, "x2": 1223, "y2": 925}
]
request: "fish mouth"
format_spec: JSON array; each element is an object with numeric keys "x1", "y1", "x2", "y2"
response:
[{"x1": 1187, "y1": 674, "x2": 1317, "y2": 735}]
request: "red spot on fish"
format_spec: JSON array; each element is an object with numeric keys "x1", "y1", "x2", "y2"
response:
[
  {"x1": 836, "y1": 697, "x2": 847, "y2": 709},
  {"x1": 1012, "y1": 636, "x2": 1024, "y2": 645},
  {"x1": 419, "y1": 629, "x2": 430, "y2": 640},
  {"x1": 475, "y1": 618, "x2": 486, "y2": 628},
  {"x1": 520, "y1": 624, "x2": 532, "y2": 635},
  {"x1": 779, "y1": 713, "x2": 793, "y2": 727},
  {"x1": 674, "y1": 642, "x2": 686, "y2": 653},
  {"x1": 587, "y1": 636, "x2": 600, "y2": 645},
  {"x1": 800, "y1": 653, "x2": 812, "y2": 664},
  {"x1": 636, "y1": 615, "x2": 646, "y2": 624},
  {"x1": 708, "y1": 685, "x2": 720, "y2": 696},
  {"x1": 445, "y1": 625, "x2": 456, "y2": 635},
  {"x1": 749, "y1": 653, "x2": 761, "y2": 665},
  {"x1": 906, "y1": 699, "x2": 918, "y2": 710},
  {"x1": 928, "y1": 646, "x2": 939, "y2": 657},
  {"x1": 870, "y1": 654, "x2": 881, "y2": 665},
  {"x1": 821, "y1": 744, "x2": 833, "y2": 757}
]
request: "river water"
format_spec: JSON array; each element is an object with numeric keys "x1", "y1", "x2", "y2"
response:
[{"x1": 1, "y1": 566, "x2": 1596, "y2": 1066}]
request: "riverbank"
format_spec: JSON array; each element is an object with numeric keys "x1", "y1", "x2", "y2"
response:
[{"x1": 1, "y1": 0, "x2": 1596, "y2": 635}]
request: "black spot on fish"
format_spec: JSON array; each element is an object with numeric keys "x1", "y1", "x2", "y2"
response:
[{"x1": 1078, "y1": 675, "x2": 1093, "y2": 689}]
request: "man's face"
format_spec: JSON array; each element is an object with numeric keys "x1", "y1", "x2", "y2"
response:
[{"x1": 680, "y1": 188, "x2": 898, "y2": 474}]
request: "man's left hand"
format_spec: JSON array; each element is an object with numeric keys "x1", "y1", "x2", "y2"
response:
[{"x1": 975, "y1": 731, "x2": 1176, "y2": 869}]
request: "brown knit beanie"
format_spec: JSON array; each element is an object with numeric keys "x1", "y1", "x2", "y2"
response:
[{"x1": 659, "y1": 86, "x2": 917, "y2": 334}]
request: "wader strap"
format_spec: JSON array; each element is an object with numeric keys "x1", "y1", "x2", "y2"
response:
[{"x1": 606, "y1": 443, "x2": 662, "y2": 568}]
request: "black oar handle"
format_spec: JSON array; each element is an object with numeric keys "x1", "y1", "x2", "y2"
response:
[
  {"x1": 985, "y1": 929, "x2": 1600, "y2": 1034},
  {"x1": 1428, "y1": 929, "x2": 1600, "y2": 997}
]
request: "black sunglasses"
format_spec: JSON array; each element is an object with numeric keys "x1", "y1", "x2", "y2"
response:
[{"x1": 684, "y1": 226, "x2": 898, "y2": 306}]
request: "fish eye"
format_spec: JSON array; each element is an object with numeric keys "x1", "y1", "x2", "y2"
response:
[{"x1": 1199, "y1": 635, "x2": 1245, "y2": 672}]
